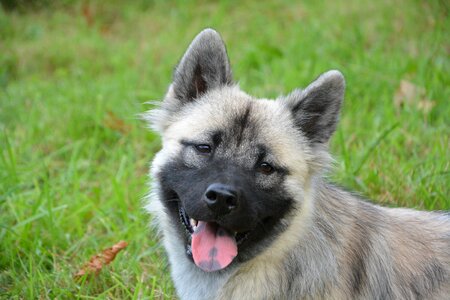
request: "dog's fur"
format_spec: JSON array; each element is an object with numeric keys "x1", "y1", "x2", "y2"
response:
[{"x1": 145, "y1": 29, "x2": 450, "y2": 299}]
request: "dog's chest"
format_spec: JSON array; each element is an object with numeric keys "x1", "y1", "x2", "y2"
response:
[{"x1": 167, "y1": 245, "x2": 234, "y2": 300}]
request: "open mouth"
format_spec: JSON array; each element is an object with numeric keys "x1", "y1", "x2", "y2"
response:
[
  {"x1": 178, "y1": 205, "x2": 250, "y2": 243},
  {"x1": 178, "y1": 203, "x2": 250, "y2": 272}
]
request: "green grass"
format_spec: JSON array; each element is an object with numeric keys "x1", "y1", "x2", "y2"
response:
[{"x1": 0, "y1": 0, "x2": 448, "y2": 298}]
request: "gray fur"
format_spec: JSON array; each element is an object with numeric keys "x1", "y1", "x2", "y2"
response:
[{"x1": 145, "y1": 29, "x2": 450, "y2": 300}]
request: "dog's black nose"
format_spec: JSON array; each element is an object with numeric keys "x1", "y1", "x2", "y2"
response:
[{"x1": 204, "y1": 183, "x2": 238, "y2": 215}]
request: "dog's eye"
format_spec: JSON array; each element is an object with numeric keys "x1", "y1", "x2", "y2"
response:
[
  {"x1": 195, "y1": 144, "x2": 212, "y2": 154},
  {"x1": 257, "y1": 162, "x2": 274, "y2": 175}
]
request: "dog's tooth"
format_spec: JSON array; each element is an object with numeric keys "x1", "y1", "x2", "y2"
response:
[{"x1": 190, "y1": 218, "x2": 198, "y2": 228}]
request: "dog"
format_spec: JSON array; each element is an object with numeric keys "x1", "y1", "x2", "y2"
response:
[{"x1": 144, "y1": 29, "x2": 450, "y2": 299}]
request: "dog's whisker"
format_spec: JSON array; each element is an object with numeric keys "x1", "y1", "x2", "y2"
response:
[{"x1": 165, "y1": 198, "x2": 180, "y2": 203}]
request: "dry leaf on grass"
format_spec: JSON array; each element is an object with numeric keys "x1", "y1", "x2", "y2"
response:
[
  {"x1": 82, "y1": 4, "x2": 94, "y2": 27},
  {"x1": 394, "y1": 80, "x2": 435, "y2": 113},
  {"x1": 104, "y1": 111, "x2": 132, "y2": 134},
  {"x1": 417, "y1": 99, "x2": 436, "y2": 114},
  {"x1": 74, "y1": 241, "x2": 128, "y2": 279}
]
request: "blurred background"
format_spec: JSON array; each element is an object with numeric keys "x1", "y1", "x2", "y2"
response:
[{"x1": 0, "y1": 0, "x2": 448, "y2": 298}]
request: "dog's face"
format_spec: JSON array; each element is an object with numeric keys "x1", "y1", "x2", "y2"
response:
[{"x1": 147, "y1": 29, "x2": 344, "y2": 272}]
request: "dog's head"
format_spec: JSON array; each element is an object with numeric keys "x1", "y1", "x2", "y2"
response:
[{"x1": 146, "y1": 29, "x2": 345, "y2": 272}]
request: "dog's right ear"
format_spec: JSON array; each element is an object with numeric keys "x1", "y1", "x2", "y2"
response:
[
  {"x1": 148, "y1": 29, "x2": 233, "y2": 132},
  {"x1": 172, "y1": 28, "x2": 233, "y2": 102}
]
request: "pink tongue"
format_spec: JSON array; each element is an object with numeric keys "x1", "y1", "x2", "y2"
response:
[{"x1": 191, "y1": 221, "x2": 238, "y2": 272}]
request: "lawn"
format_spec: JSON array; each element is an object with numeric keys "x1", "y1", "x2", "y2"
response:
[{"x1": 0, "y1": 0, "x2": 448, "y2": 298}]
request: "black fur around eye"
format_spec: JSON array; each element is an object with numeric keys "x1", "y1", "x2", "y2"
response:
[
  {"x1": 257, "y1": 162, "x2": 274, "y2": 175},
  {"x1": 195, "y1": 144, "x2": 212, "y2": 154}
]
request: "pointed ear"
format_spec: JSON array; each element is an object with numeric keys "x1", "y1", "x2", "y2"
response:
[
  {"x1": 284, "y1": 70, "x2": 345, "y2": 144},
  {"x1": 145, "y1": 29, "x2": 233, "y2": 133},
  {"x1": 172, "y1": 28, "x2": 233, "y2": 102}
]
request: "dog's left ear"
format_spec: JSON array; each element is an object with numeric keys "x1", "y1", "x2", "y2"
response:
[{"x1": 284, "y1": 70, "x2": 345, "y2": 144}]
